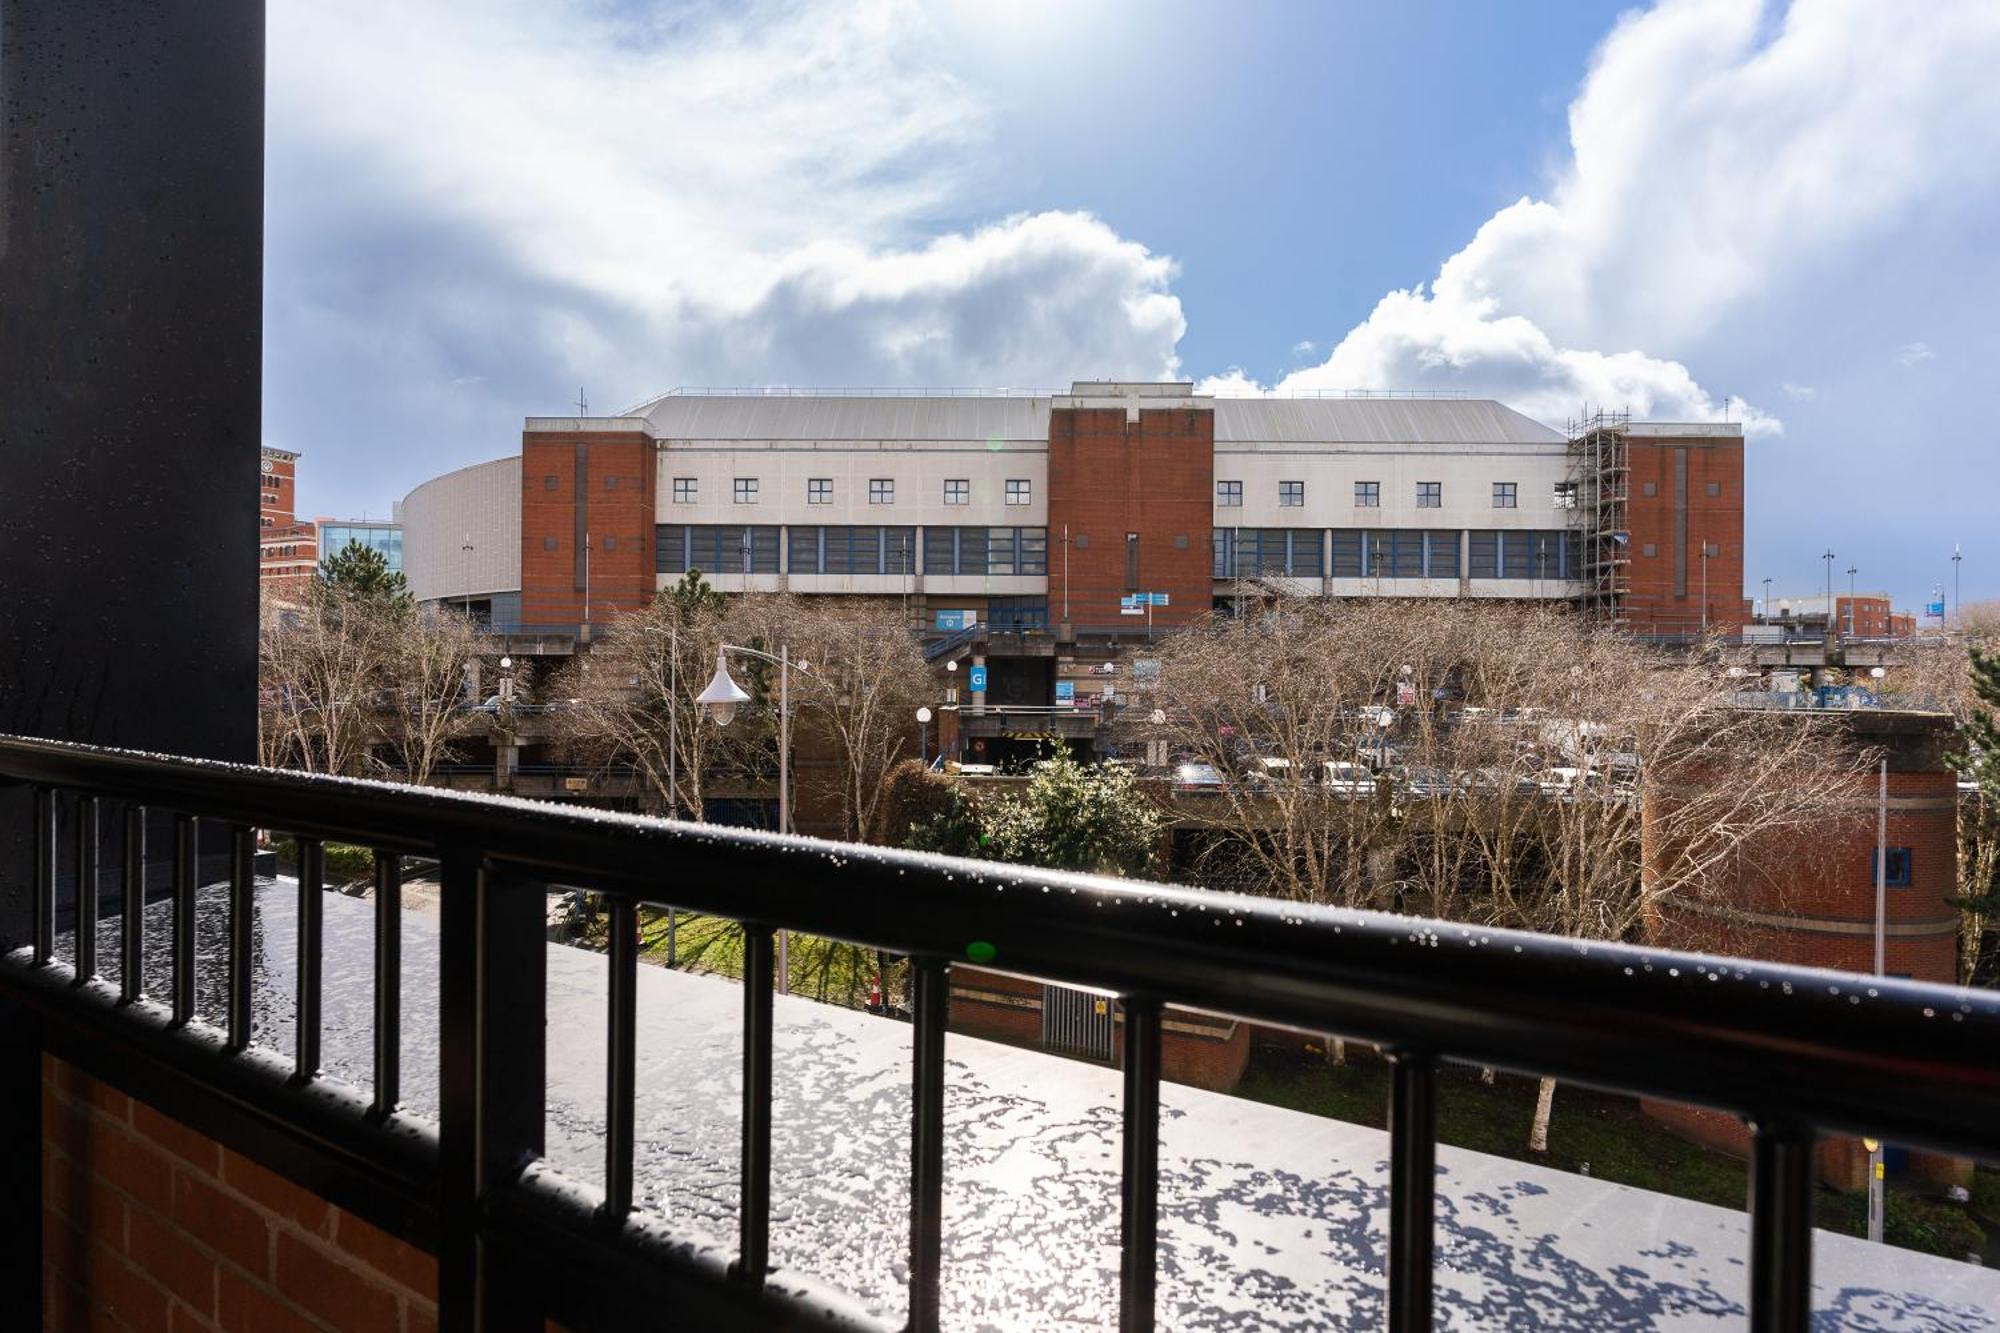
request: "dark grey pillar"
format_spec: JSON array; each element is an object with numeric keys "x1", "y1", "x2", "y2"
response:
[{"x1": 0, "y1": 1, "x2": 265, "y2": 941}]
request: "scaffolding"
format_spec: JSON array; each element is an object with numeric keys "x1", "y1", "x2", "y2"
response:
[{"x1": 1566, "y1": 410, "x2": 1631, "y2": 625}]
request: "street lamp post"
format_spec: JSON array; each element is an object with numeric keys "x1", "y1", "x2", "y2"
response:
[
  {"x1": 698, "y1": 641, "x2": 797, "y2": 992},
  {"x1": 461, "y1": 533, "x2": 474, "y2": 622},
  {"x1": 1822, "y1": 549, "x2": 1837, "y2": 641},
  {"x1": 1699, "y1": 544, "x2": 1709, "y2": 633},
  {"x1": 1953, "y1": 544, "x2": 1963, "y2": 627},
  {"x1": 1762, "y1": 576, "x2": 1773, "y2": 619},
  {"x1": 1847, "y1": 565, "x2": 1858, "y2": 636},
  {"x1": 916, "y1": 706, "x2": 933, "y2": 766}
]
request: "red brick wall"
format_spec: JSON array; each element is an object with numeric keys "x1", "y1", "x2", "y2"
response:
[
  {"x1": 43, "y1": 1057, "x2": 438, "y2": 1333},
  {"x1": 1046, "y1": 406, "x2": 1212, "y2": 632},
  {"x1": 520, "y1": 431, "x2": 658, "y2": 635},
  {"x1": 1835, "y1": 595, "x2": 1895, "y2": 639},
  {"x1": 948, "y1": 967, "x2": 1249, "y2": 1092},
  {"x1": 1645, "y1": 765, "x2": 1958, "y2": 983},
  {"x1": 1623, "y1": 435, "x2": 1747, "y2": 634}
]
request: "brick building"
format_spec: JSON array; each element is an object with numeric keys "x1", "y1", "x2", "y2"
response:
[
  {"x1": 1641, "y1": 709, "x2": 1963, "y2": 1186},
  {"x1": 257, "y1": 447, "x2": 317, "y2": 591},
  {"x1": 402, "y1": 384, "x2": 1746, "y2": 647}
]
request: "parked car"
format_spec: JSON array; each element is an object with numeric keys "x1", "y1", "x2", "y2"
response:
[
  {"x1": 1173, "y1": 762, "x2": 1228, "y2": 794},
  {"x1": 1320, "y1": 761, "x2": 1375, "y2": 798},
  {"x1": 1243, "y1": 756, "x2": 1297, "y2": 785},
  {"x1": 1400, "y1": 767, "x2": 1456, "y2": 799}
]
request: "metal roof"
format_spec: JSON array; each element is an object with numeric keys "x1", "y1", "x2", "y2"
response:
[
  {"x1": 629, "y1": 390, "x2": 1562, "y2": 447},
  {"x1": 1213, "y1": 398, "x2": 1565, "y2": 446},
  {"x1": 637, "y1": 393, "x2": 1051, "y2": 443}
]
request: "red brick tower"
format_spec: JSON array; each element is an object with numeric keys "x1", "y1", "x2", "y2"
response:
[
  {"x1": 519, "y1": 422, "x2": 658, "y2": 637},
  {"x1": 1620, "y1": 424, "x2": 1748, "y2": 635},
  {"x1": 1045, "y1": 384, "x2": 1212, "y2": 635}
]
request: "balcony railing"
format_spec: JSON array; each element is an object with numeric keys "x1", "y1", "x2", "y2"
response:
[{"x1": 4, "y1": 732, "x2": 2000, "y2": 1331}]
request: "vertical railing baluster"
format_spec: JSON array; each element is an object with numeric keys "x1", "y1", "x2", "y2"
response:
[
  {"x1": 32, "y1": 787, "x2": 56, "y2": 966},
  {"x1": 295, "y1": 838, "x2": 324, "y2": 1081},
  {"x1": 73, "y1": 795, "x2": 98, "y2": 983},
  {"x1": 1386, "y1": 1050, "x2": 1437, "y2": 1333},
  {"x1": 907, "y1": 958, "x2": 948, "y2": 1333},
  {"x1": 603, "y1": 897, "x2": 638, "y2": 1222},
  {"x1": 1748, "y1": 1120, "x2": 1813, "y2": 1333},
  {"x1": 171, "y1": 815, "x2": 197, "y2": 1026},
  {"x1": 735, "y1": 923, "x2": 775, "y2": 1285},
  {"x1": 437, "y1": 852, "x2": 547, "y2": 1333},
  {"x1": 372, "y1": 850, "x2": 402, "y2": 1117},
  {"x1": 120, "y1": 804, "x2": 145, "y2": 1003},
  {"x1": 226, "y1": 825, "x2": 254, "y2": 1052},
  {"x1": 1118, "y1": 997, "x2": 1163, "y2": 1333}
]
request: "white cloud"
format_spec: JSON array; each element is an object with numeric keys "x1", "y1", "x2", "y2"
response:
[
  {"x1": 268, "y1": 0, "x2": 1182, "y2": 449},
  {"x1": 1780, "y1": 382, "x2": 1815, "y2": 401},
  {"x1": 1213, "y1": 0, "x2": 2000, "y2": 433},
  {"x1": 1291, "y1": 340, "x2": 1316, "y2": 357},
  {"x1": 1896, "y1": 342, "x2": 1936, "y2": 366}
]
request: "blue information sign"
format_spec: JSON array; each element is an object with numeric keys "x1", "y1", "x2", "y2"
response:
[{"x1": 968, "y1": 665, "x2": 988, "y2": 693}]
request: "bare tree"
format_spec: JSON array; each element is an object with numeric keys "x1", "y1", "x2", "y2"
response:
[
  {"x1": 730, "y1": 595, "x2": 929, "y2": 843},
  {"x1": 546, "y1": 572, "x2": 741, "y2": 819},
  {"x1": 258, "y1": 588, "x2": 392, "y2": 776},
  {"x1": 371, "y1": 609, "x2": 482, "y2": 786}
]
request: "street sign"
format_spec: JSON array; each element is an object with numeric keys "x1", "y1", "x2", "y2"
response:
[
  {"x1": 1120, "y1": 592, "x2": 1170, "y2": 612},
  {"x1": 968, "y1": 665, "x2": 988, "y2": 693},
  {"x1": 1055, "y1": 681, "x2": 1075, "y2": 705}
]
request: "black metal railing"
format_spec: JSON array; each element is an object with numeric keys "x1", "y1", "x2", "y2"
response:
[{"x1": 5, "y1": 733, "x2": 2000, "y2": 1332}]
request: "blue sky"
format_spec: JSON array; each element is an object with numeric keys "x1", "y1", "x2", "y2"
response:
[{"x1": 268, "y1": 0, "x2": 2000, "y2": 611}]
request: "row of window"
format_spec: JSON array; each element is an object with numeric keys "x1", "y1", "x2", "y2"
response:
[
  {"x1": 1211, "y1": 529, "x2": 1576, "y2": 580},
  {"x1": 1218, "y1": 480, "x2": 1581, "y2": 510},
  {"x1": 671, "y1": 477, "x2": 1034, "y2": 507},
  {"x1": 655, "y1": 525, "x2": 1050, "y2": 577}
]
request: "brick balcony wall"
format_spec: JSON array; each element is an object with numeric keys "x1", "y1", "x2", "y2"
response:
[{"x1": 42, "y1": 1056, "x2": 438, "y2": 1333}]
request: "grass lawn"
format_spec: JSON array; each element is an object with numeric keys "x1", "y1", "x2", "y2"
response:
[
  {"x1": 1236, "y1": 1044, "x2": 1987, "y2": 1263},
  {"x1": 571, "y1": 904, "x2": 896, "y2": 1010}
]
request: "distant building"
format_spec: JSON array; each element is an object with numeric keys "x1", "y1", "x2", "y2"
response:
[
  {"x1": 1764, "y1": 591, "x2": 1913, "y2": 639},
  {"x1": 258, "y1": 446, "x2": 318, "y2": 589},
  {"x1": 397, "y1": 384, "x2": 1748, "y2": 642},
  {"x1": 316, "y1": 517, "x2": 403, "y2": 574}
]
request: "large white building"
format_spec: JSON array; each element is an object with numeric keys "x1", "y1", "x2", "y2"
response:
[{"x1": 400, "y1": 384, "x2": 1735, "y2": 640}]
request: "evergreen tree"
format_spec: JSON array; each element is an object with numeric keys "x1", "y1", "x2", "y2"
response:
[
  {"x1": 980, "y1": 748, "x2": 1160, "y2": 877},
  {"x1": 317, "y1": 540, "x2": 411, "y2": 610}
]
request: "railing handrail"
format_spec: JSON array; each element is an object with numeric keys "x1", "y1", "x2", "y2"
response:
[
  {"x1": 4, "y1": 732, "x2": 1997, "y2": 1157},
  {"x1": 8, "y1": 731, "x2": 2000, "y2": 1333}
]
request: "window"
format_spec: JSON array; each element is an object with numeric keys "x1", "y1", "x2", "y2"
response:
[
  {"x1": 604, "y1": 475, "x2": 620, "y2": 491},
  {"x1": 1005, "y1": 479, "x2": 1031, "y2": 506},
  {"x1": 1492, "y1": 483, "x2": 1517, "y2": 509},
  {"x1": 1417, "y1": 482, "x2": 1441, "y2": 508},
  {"x1": 1874, "y1": 848, "x2": 1913, "y2": 888},
  {"x1": 602, "y1": 535, "x2": 618, "y2": 552},
  {"x1": 1642, "y1": 481, "x2": 1657, "y2": 498},
  {"x1": 672, "y1": 477, "x2": 697, "y2": 504},
  {"x1": 1216, "y1": 529, "x2": 1324, "y2": 578},
  {"x1": 1642, "y1": 543, "x2": 1658, "y2": 558},
  {"x1": 734, "y1": 478, "x2": 758, "y2": 504},
  {"x1": 1279, "y1": 480, "x2": 1304, "y2": 507},
  {"x1": 544, "y1": 475, "x2": 559, "y2": 491},
  {"x1": 868, "y1": 478, "x2": 894, "y2": 505},
  {"x1": 922, "y1": 527, "x2": 1045, "y2": 576},
  {"x1": 1354, "y1": 481, "x2": 1379, "y2": 508},
  {"x1": 543, "y1": 536, "x2": 559, "y2": 551},
  {"x1": 1216, "y1": 480, "x2": 1242, "y2": 507},
  {"x1": 1553, "y1": 481, "x2": 1579, "y2": 509},
  {"x1": 808, "y1": 478, "x2": 833, "y2": 505},
  {"x1": 1706, "y1": 481, "x2": 1722, "y2": 498},
  {"x1": 658, "y1": 524, "x2": 780, "y2": 575},
  {"x1": 1125, "y1": 533, "x2": 1140, "y2": 592},
  {"x1": 1469, "y1": 530, "x2": 1572, "y2": 580},
  {"x1": 944, "y1": 479, "x2": 969, "y2": 506}
]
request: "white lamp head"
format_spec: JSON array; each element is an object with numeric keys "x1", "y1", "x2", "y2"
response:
[
  {"x1": 696, "y1": 651, "x2": 751, "y2": 726},
  {"x1": 1870, "y1": 666, "x2": 1887, "y2": 680},
  {"x1": 945, "y1": 660, "x2": 958, "y2": 673},
  {"x1": 499, "y1": 656, "x2": 512, "y2": 670},
  {"x1": 916, "y1": 706, "x2": 933, "y2": 724}
]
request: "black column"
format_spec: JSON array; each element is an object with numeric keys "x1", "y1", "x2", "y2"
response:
[{"x1": 0, "y1": 1, "x2": 265, "y2": 944}]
